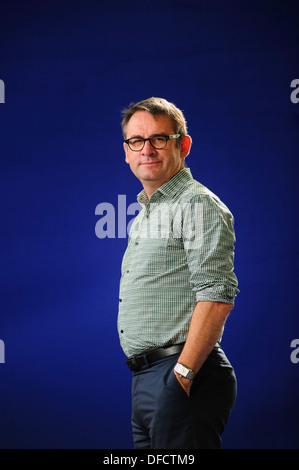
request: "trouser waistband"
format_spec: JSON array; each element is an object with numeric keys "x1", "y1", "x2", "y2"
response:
[{"x1": 126, "y1": 342, "x2": 221, "y2": 372}]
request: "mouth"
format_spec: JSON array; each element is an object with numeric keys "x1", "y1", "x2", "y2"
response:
[{"x1": 140, "y1": 161, "x2": 162, "y2": 166}]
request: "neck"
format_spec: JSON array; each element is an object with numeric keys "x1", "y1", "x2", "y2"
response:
[
  {"x1": 141, "y1": 166, "x2": 185, "y2": 200},
  {"x1": 142, "y1": 181, "x2": 162, "y2": 200}
]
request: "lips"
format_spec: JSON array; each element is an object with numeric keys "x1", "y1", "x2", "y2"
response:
[{"x1": 140, "y1": 161, "x2": 161, "y2": 165}]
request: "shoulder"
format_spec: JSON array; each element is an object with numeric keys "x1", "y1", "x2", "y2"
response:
[{"x1": 178, "y1": 179, "x2": 234, "y2": 220}]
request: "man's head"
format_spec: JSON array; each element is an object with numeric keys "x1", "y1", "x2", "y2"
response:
[
  {"x1": 121, "y1": 97, "x2": 189, "y2": 146},
  {"x1": 121, "y1": 97, "x2": 192, "y2": 197}
]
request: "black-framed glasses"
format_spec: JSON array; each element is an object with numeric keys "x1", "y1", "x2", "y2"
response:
[{"x1": 124, "y1": 134, "x2": 181, "y2": 151}]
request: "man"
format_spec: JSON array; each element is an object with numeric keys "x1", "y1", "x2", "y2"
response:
[{"x1": 118, "y1": 97, "x2": 239, "y2": 449}]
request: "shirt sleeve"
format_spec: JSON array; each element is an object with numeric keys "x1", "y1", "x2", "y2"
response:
[{"x1": 181, "y1": 193, "x2": 239, "y2": 305}]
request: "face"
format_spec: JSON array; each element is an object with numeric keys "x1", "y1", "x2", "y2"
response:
[{"x1": 124, "y1": 111, "x2": 191, "y2": 197}]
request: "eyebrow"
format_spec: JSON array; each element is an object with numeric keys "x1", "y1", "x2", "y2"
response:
[{"x1": 127, "y1": 133, "x2": 168, "y2": 140}]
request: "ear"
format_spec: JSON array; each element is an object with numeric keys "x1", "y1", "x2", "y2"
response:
[
  {"x1": 180, "y1": 135, "x2": 192, "y2": 159},
  {"x1": 124, "y1": 142, "x2": 130, "y2": 164}
]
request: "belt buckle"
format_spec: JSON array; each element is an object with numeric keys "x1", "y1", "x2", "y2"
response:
[{"x1": 126, "y1": 356, "x2": 141, "y2": 372}]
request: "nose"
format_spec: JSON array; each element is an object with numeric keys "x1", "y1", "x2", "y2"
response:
[{"x1": 141, "y1": 139, "x2": 156, "y2": 156}]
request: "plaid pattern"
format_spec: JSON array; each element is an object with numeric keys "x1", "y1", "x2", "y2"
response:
[{"x1": 118, "y1": 168, "x2": 239, "y2": 357}]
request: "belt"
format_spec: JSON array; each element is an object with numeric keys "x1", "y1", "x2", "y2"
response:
[
  {"x1": 126, "y1": 343, "x2": 185, "y2": 372},
  {"x1": 126, "y1": 342, "x2": 221, "y2": 372}
]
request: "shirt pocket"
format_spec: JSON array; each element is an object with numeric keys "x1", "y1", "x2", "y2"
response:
[{"x1": 136, "y1": 237, "x2": 168, "y2": 275}]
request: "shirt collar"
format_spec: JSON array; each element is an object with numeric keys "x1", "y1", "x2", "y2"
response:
[{"x1": 137, "y1": 167, "x2": 193, "y2": 206}]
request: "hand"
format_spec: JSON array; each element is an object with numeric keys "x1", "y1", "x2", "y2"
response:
[{"x1": 173, "y1": 369, "x2": 192, "y2": 397}]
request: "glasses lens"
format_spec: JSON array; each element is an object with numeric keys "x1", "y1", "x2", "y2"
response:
[
  {"x1": 128, "y1": 138, "x2": 144, "y2": 151},
  {"x1": 150, "y1": 136, "x2": 167, "y2": 149}
]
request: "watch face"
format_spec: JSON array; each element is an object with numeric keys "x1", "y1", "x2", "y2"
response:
[
  {"x1": 174, "y1": 363, "x2": 195, "y2": 380},
  {"x1": 175, "y1": 363, "x2": 187, "y2": 376}
]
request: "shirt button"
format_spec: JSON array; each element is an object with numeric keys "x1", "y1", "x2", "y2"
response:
[
  {"x1": 120, "y1": 330, "x2": 124, "y2": 334},
  {"x1": 119, "y1": 298, "x2": 122, "y2": 302},
  {"x1": 126, "y1": 270, "x2": 129, "y2": 273},
  {"x1": 135, "y1": 242, "x2": 139, "y2": 245}
]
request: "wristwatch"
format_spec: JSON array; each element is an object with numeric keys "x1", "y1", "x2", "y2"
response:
[{"x1": 174, "y1": 362, "x2": 196, "y2": 380}]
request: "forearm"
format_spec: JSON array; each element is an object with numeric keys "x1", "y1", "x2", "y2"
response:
[
  {"x1": 178, "y1": 301, "x2": 232, "y2": 373},
  {"x1": 174, "y1": 301, "x2": 233, "y2": 395}
]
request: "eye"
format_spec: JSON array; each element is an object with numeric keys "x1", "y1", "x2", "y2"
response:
[
  {"x1": 152, "y1": 136, "x2": 166, "y2": 144},
  {"x1": 130, "y1": 138, "x2": 143, "y2": 145}
]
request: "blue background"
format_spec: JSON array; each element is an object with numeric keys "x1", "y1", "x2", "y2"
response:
[{"x1": 0, "y1": 0, "x2": 298, "y2": 449}]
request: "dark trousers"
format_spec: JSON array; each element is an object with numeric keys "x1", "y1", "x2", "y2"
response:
[{"x1": 131, "y1": 347, "x2": 237, "y2": 449}]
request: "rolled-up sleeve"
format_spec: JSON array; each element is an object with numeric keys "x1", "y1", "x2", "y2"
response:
[{"x1": 182, "y1": 193, "x2": 239, "y2": 305}]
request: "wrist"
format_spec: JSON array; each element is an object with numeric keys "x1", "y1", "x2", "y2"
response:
[
  {"x1": 174, "y1": 362, "x2": 196, "y2": 380},
  {"x1": 173, "y1": 370, "x2": 192, "y2": 397}
]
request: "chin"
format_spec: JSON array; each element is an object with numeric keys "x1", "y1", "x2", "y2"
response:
[{"x1": 139, "y1": 169, "x2": 162, "y2": 179}]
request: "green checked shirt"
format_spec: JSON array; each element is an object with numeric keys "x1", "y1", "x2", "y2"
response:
[{"x1": 118, "y1": 168, "x2": 239, "y2": 357}]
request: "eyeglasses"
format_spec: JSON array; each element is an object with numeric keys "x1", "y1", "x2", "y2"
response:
[{"x1": 124, "y1": 134, "x2": 181, "y2": 152}]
